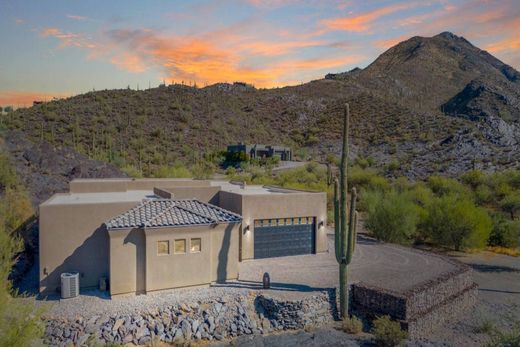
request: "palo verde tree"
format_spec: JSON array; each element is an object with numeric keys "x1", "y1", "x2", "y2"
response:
[{"x1": 334, "y1": 103, "x2": 358, "y2": 319}]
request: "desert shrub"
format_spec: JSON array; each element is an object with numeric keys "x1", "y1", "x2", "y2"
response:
[
  {"x1": 461, "y1": 170, "x2": 487, "y2": 189},
  {"x1": 354, "y1": 156, "x2": 370, "y2": 169},
  {"x1": 191, "y1": 161, "x2": 215, "y2": 179},
  {"x1": 386, "y1": 159, "x2": 400, "y2": 172},
  {"x1": 487, "y1": 317, "x2": 520, "y2": 347},
  {"x1": 473, "y1": 319, "x2": 496, "y2": 334},
  {"x1": 364, "y1": 189, "x2": 419, "y2": 245},
  {"x1": 500, "y1": 192, "x2": 520, "y2": 220},
  {"x1": 342, "y1": 316, "x2": 363, "y2": 334},
  {"x1": 121, "y1": 165, "x2": 143, "y2": 178},
  {"x1": 427, "y1": 175, "x2": 472, "y2": 199},
  {"x1": 475, "y1": 184, "x2": 493, "y2": 205},
  {"x1": 489, "y1": 215, "x2": 520, "y2": 248},
  {"x1": 0, "y1": 151, "x2": 44, "y2": 345},
  {"x1": 422, "y1": 195, "x2": 492, "y2": 250},
  {"x1": 372, "y1": 315, "x2": 408, "y2": 347},
  {"x1": 0, "y1": 154, "x2": 18, "y2": 190},
  {"x1": 152, "y1": 163, "x2": 191, "y2": 178},
  {"x1": 349, "y1": 166, "x2": 390, "y2": 192}
]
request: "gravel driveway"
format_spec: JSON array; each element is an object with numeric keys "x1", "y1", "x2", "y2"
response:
[{"x1": 234, "y1": 232, "x2": 457, "y2": 300}]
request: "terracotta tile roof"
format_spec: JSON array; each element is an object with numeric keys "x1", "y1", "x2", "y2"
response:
[{"x1": 105, "y1": 199, "x2": 242, "y2": 229}]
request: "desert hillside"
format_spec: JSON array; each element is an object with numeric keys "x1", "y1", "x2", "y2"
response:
[{"x1": 1, "y1": 32, "x2": 519, "y2": 181}]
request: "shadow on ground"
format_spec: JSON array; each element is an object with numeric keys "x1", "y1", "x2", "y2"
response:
[
  {"x1": 211, "y1": 279, "x2": 331, "y2": 292},
  {"x1": 469, "y1": 263, "x2": 520, "y2": 273}
]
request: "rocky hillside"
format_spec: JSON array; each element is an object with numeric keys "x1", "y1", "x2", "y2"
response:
[
  {"x1": 1, "y1": 130, "x2": 126, "y2": 206},
  {"x1": 2, "y1": 32, "x2": 519, "y2": 180}
]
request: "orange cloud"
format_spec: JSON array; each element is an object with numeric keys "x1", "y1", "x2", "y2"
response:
[
  {"x1": 104, "y1": 28, "x2": 363, "y2": 87},
  {"x1": 40, "y1": 27, "x2": 96, "y2": 49},
  {"x1": 240, "y1": 39, "x2": 326, "y2": 56},
  {"x1": 110, "y1": 52, "x2": 147, "y2": 73},
  {"x1": 486, "y1": 38, "x2": 520, "y2": 53},
  {"x1": 321, "y1": 2, "x2": 417, "y2": 32},
  {"x1": 0, "y1": 91, "x2": 69, "y2": 107}
]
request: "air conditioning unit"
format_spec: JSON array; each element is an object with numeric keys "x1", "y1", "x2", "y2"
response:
[{"x1": 61, "y1": 272, "x2": 79, "y2": 299}]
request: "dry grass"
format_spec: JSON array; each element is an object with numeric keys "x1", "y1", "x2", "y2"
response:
[
  {"x1": 342, "y1": 316, "x2": 363, "y2": 334},
  {"x1": 487, "y1": 246, "x2": 520, "y2": 257}
]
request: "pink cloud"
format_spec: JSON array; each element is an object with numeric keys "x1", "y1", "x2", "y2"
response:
[
  {"x1": 66, "y1": 14, "x2": 88, "y2": 21},
  {"x1": 321, "y1": 2, "x2": 419, "y2": 32}
]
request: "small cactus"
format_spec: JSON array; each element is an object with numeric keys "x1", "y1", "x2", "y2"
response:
[
  {"x1": 326, "y1": 163, "x2": 333, "y2": 186},
  {"x1": 334, "y1": 103, "x2": 358, "y2": 319}
]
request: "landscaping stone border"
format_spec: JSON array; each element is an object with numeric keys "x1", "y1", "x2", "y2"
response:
[{"x1": 43, "y1": 291, "x2": 335, "y2": 346}]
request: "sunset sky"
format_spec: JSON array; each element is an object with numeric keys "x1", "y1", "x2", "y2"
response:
[{"x1": 1, "y1": 0, "x2": 519, "y2": 106}]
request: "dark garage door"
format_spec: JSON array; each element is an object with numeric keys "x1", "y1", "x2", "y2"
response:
[{"x1": 253, "y1": 217, "x2": 315, "y2": 259}]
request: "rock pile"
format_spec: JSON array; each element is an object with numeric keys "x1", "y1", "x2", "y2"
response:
[{"x1": 44, "y1": 292, "x2": 333, "y2": 346}]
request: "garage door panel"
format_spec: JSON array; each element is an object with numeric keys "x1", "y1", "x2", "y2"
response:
[{"x1": 254, "y1": 220, "x2": 315, "y2": 259}]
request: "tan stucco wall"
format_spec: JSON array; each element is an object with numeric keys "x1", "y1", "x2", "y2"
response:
[
  {"x1": 210, "y1": 223, "x2": 240, "y2": 282},
  {"x1": 109, "y1": 223, "x2": 240, "y2": 295},
  {"x1": 108, "y1": 228, "x2": 146, "y2": 295},
  {"x1": 70, "y1": 178, "x2": 211, "y2": 193},
  {"x1": 144, "y1": 226, "x2": 211, "y2": 292},
  {"x1": 219, "y1": 191, "x2": 327, "y2": 260},
  {"x1": 39, "y1": 200, "x2": 139, "y2": 294}
]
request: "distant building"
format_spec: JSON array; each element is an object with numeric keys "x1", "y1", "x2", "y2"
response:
[{"x1": 227, "y1": 143, "x2": 292, "y2": 161}]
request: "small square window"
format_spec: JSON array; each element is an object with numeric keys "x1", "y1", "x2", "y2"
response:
[
  {"x1": 157, "y1": 240, "x2": 169, "y2": 255},
  {"x1": 285, "y1": 218, "x2": 292, "y2": 225},
  {"x1": 277, "y1": 218, "x2": 285, "y2": 226},
  {"x1": 190, "y1": 238, "x2": 201, "y2": 253},
  {"x1": 174, "y1": 239, "x2": 186, "y2": 254}
]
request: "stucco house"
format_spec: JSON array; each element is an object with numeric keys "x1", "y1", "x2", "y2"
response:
[{"x1": 39, "y1": 178, "x2": 327, "y2": 296}]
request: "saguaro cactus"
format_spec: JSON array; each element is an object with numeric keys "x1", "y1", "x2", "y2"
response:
[{"x1": 334, "y1": 103, "x2": 358, "y2": 319}]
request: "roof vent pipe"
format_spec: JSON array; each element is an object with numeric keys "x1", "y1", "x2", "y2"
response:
[{"x1": 242, "y1": 181, "x2": 247, "y2": 189}]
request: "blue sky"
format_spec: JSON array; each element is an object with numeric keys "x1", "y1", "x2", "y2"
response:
[{"x1": 1, "y1": 0, "x2": 519, "y2": 106}]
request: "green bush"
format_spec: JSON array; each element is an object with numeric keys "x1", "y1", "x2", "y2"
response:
[
  {"x1": 349, "y1": 166, "x2": 390, "y2": 192},
  {"x1": 501, "y1": 192, "x2": 520, "y2": 220},
  {"x1": 489, "y1": 215, "x2": 520, "y2": 248},
  {"x1": 422, "y1": 195, "x2": 492, "y2": 250},
  {"x1": 121, "y1": 165, "x2": 143, "y2": 178},
  {"x1": 372, "y1": 315, "x2": 408, "y2": 347},
  {"x1": 364, "y1": 189, "x2": 420, "y2": 245},
  {"x1": 461, "y1": 170, "x2": 487, "y2": 189},
  {"x1": 427, "y1": 175, "x2": 472, "y2": 199},
  {"x1": 475, "y1": 184, "x2": 493, "y2": 205},
  {"x1": 0, "y1": 150, "x2": 44, "y2": 345}
]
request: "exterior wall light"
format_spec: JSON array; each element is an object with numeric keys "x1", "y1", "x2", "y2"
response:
[
  {"x1": 244, "y1": 225, "x2": 250, "y2": 233},
  {"x1": 318, "y1": 221, "x2": 324, "y2": 228}
]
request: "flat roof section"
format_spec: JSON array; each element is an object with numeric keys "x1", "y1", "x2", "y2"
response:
[
  {"x1": 212, "y1": 181, "x2": 320, "y2": 195},
  {"x1": 42, "y1": 190, "x2": 156, "y2": 206}
]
